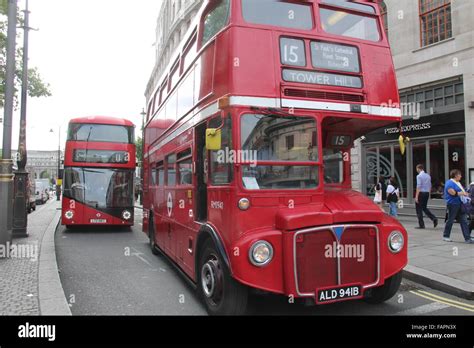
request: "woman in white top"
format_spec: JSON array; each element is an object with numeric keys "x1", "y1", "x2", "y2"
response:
[{"x1": 386, "y1": 177, "x2": 400, "y2": 218}]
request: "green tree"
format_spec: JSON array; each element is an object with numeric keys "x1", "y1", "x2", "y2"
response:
[
  {"x1": 135, "y1": 136, "x2": 143, "y2": 165},
  {"x1": 0, "y1": 0, "x2": 52, "y2": 108}
]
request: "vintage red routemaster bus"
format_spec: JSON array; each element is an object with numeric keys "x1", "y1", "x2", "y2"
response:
[
  {"x1": 143, "y1": 0, "x2": 407, "y2": 315},
  {"x1": 62, "y1": 116, "x2": 136, "y2": 228}
]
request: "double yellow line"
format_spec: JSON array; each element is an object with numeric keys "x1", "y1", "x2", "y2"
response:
[{"x1": 410, "y1": 290, "x2": 474, "y2": 313}]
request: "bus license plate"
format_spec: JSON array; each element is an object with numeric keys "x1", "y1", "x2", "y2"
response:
[
  {"x1": 316, "y1": 285, "x2": 362, "y2": 304},
  {"x1": 90, "y1": 219, "x2": 107, "y2": 224}
]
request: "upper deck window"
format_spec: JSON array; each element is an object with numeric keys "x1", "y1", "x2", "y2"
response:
[
  {"x1": 320, "y1": 6, "x2": 381, "y2": 42},
  {"x1": 321, "y1": 0, "x2": 376, "y2": 14},
  {"x1": 242, "y1": 0, "x2": 313, "y2": 30},
  {"x1": 202, "y1": 0, "x2": 231, "y2": 46},
  {"x1": 67, "y1": 123, "x2": 134, "y2": 144}
]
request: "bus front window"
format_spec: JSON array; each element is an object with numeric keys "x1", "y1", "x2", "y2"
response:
[
  {"x1": 67, "y1": 123, "x2": 134, "y2": 144},
  {"x1": 240, "y1": 114, "x2": 319, "y2": 190},
  {"x1": 64, "y1": 168, "x2": 134, "y2": 208}
]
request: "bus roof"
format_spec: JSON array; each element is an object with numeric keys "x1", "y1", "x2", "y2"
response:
[{"x1": 69, "y1": 116, "x2": 135, "y2": 127}]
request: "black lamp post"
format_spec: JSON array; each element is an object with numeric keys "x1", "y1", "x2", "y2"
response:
[
  {"x1": 1, "y1": 0, "x2": 18, "y2": 250},
  {"x1": 139, "y1": 108, "x2": 146, "y2": 205},
  {"x1": 49, "y1": 127, "x2": 62, "y2": 201},
  {"x1": 13, "y1": 0, "x2": 34, "y2": 238}
]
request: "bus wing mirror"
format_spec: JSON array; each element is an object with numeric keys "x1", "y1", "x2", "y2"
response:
[{"x1": 205, "y1": 128, "x2": 221, "y2": 151}]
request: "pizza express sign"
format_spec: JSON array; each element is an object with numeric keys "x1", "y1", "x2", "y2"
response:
[{"x1": 384, "y1": 123, "x2": 431, "y2": 135}]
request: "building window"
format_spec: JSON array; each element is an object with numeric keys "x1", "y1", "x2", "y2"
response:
[
  {"x1": 379, "y1": 1, "x2": 388, "y2": 37},
  {"x1": 419, "y1": 0, "x2": 452, "y2": 47},
  {"x1": 399, "y1": 79, "x2": 463, "y2": 115},
  {"x1": 286, "y1": 135, "x2": 295, "y2": 150}
]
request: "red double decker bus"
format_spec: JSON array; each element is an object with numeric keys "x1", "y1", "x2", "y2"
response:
[
  {"x1": 143, "y1": 0, "x2": 407, "y2": 315},
  {"x1": 62, "y1": 116, "x2": 136, "y2": 228}
]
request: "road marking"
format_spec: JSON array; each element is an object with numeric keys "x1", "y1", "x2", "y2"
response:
[
  {"x1": 416, "y1": 290, "x2": 474, "y2": 309},
  {"x1": 397, "y1": 302, "x2": 450, "y2": 315},
  {"x1": 131, "y1": 247, "x2": 154, "y2": 267},
  {"x1": 410, "y1": 290, "x2": 474, "y2": 313}
]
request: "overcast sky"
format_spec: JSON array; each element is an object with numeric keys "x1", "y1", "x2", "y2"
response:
[{"x1": 1, "y1": 0, "x2": 161, "y2": 151}]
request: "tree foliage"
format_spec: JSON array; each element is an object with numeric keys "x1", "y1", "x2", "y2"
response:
[
  {"x1": 0, "y1": 0, "x2": 51, "y2": 108},
  {"x1": 136, "y1": 136, "x2": 143, "y2": 165}
]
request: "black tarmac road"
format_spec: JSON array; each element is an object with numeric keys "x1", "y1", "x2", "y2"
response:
[{"x1": 55, "y1": 208, "x2": 473, "y2": 316}]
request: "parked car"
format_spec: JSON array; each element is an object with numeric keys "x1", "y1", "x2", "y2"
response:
[
  {"x1": 27, "y1": 177, "x2": 36, "y2": 213},
  {"x1": 35, "y1": 179, "x2": 50, "y2": 205}
]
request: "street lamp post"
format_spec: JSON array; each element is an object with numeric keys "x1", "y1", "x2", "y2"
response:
[
  {"x1": 49, "y1": 127, "x2": 62, "y2": 201},
  {"x1": 0, "y1": 0, "x2": 18, "y2": 251},
  {"x1": 13, "y1": 0, "x2": 33, "y2": 238},
  {"x1": 139, "y1": 108, "x2": 146, "y2": 205}
]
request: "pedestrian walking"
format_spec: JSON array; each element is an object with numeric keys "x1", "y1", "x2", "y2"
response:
[
  {"x1": 468, "y1": 181, "x2": 474, "y2": 234},
  {"x1": 386, "y1": 177, "x2": 399, "y2": 217},
  {"x1": 443, "y1": 169, "x2": 473, "y2": 243},
  {"x1": 415, "y1": 164, "x2": 438, "y2": 229},
  {"x1": 373, "y1": 175, "x2": 386, "y2": 211}
]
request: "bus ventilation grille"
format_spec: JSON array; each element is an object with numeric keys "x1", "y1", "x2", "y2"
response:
[{"x1": 283, "y1": 88, "x2": 364, "y2": 103}]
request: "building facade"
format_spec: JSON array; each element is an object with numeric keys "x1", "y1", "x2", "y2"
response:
[
  {"x1": 354, "y1": 0, "x2": 474, "y2": 205},
  {"x1": 11, "y1": 150, "x2": 63, "y2": 180},
  {"x1": 145, "y1": 0, "x2": 203, "y2": 101}
]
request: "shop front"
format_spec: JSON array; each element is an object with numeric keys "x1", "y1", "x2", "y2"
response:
[{"x1": 362, "y1": 110, "x2": 466, "y2": 205}]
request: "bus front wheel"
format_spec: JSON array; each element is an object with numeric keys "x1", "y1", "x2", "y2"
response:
[
  {"x1": 198, "y1": 239, "x2": 248, "y2": 315},
  {"x1": 364, "y1": 271, "x2": 402, "y2": 304}
]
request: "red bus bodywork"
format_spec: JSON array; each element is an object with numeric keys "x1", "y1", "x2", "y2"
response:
[
  {"x1": 62, "y1": 116, "x2": 136, "y2": 227},
  {"x1": 143, "y1": 0, "x2": 407, "y2": 313}
]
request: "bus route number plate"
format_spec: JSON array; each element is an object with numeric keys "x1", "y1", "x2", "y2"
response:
[
  {"x1": 90, "y1": 219, "x2": 107, "y2": 224},
  {"x1": 316, "y1": 284, "x2": 362, "y2": 304}
]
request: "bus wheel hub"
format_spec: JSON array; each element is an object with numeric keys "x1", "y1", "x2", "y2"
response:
[{"x1": 201, "y1": 258, "x2": 222, "y2": 301}]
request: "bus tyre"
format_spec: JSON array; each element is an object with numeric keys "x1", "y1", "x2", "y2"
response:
[
  {"x1": 198, "y1": 239, "x2": 248, "y2": 315},
  {"x1": 149, "y1": 218, "x2": 160, "y2": 255},
  {"x1": 364, "y1": 271, "x2": 402, "y2": 304}
]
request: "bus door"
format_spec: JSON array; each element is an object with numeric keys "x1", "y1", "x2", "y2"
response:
[
  {"x1": 164, "y1": 154, "x2": 177, "y2": 259},
  {"x1": 195, "y1": 123, "x2": 208, "y2": 222}
]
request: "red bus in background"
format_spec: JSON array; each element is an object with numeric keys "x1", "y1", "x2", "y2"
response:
[
  {"x1": 143, "y1": 0, "x2": 407, "y2": 315},
  {"x1": 62, "y1": 116, "x2": 136, "y2": 228}
]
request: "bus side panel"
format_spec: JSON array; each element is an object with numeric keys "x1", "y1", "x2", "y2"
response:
[{"x1": 173, "y1": 187, "x2": 195, "y2": 277}]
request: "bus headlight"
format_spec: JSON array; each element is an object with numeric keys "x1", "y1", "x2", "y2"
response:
[
  {"x1": 388, "y1": 231, "x2": 404, "y2": 253},
  {"x1": 238, "y1": 198, "x2": 250, "y2": 211},
  {"x1": 64, "y1": 210, "x2": 74, "y2": 220},
  {"x1": 249, "y1": 240, "x2": 273, "y2": 266},
  {"x1": 122, "y1": 210, "x2": 132, "y2": 220}
]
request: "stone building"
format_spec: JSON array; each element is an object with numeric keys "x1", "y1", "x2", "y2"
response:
[
  {"x1": 11, "y1": 150, "x2": 63, "y2": 180},
  {"x1": 145, "y1": 0, "x2": 203, "y2": 101},
  {"x1": 354, "y1": 0, "x2": 474, "y2": 206}
]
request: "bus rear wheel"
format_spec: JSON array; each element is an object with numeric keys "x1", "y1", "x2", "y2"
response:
[
  {"x1": 149, "y1": 218, "x2": 160, "y2": 256},
  {"x1": 197, "y1": 239, "x2": 248, "y2": 315},
  {"x1": 364, "y1": 271, "x2": 402, "y2": 304}
]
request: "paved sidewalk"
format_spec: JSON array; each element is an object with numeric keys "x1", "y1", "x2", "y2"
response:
[
  {"x1": 0, "y1": 199, "x2": 70, "y2": 315},
  {"x1": 397, "y1": 215, "x2": 474, "y2": 300}
]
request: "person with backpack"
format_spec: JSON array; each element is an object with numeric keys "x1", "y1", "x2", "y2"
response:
[{"x1": 386, "y1": 177, "x2": 400, "y2": 218}]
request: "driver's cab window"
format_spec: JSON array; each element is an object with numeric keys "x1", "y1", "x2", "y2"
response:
[{"x1": 323, "y1": 148, "x2": 345, "y2": 184}]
